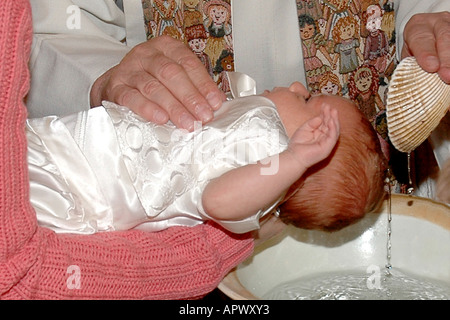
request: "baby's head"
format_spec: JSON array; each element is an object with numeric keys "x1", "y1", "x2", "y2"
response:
[{"x1": 264, "y1": 83, "x2": 387, "y2": 231}]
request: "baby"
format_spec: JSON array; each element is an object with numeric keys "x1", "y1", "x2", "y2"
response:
[{"x1": 27, "y1": 81, "x2": 386, "y2": 234}]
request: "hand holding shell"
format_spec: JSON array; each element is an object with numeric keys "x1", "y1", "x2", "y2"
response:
[{"x1": 386, "y1": 57, "x2": 450, "y2": 153}]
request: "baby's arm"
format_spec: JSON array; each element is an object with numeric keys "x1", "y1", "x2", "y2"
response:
[{"x1": 202, "y1": 105, "x2": 339, "y2": 222}]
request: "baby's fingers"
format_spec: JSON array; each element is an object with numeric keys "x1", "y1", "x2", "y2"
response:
[
  {"x1": 319, "y1": 105, "x2": 339, "y2": 137},
  {"x1": 329, "y1": 108, "x2": 340, "y2": 138},
  {"x1": 317, "y1": 107, "x2": 339, "y2": 150},
  {"x1": 307, "y1": 115, "x2": 324, "y2": 130}
]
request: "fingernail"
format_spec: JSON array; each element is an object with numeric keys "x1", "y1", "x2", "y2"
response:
[
  {"x1": 206, "y1": 92, "x2": 224, "y2": 110},
  {"x1": 195, "y1": 104, "x2": 213, "y2": 122},
  {"x1": 180, "y1": 112, "x2": 195, "y2": 131},
  {"x1": 425, "y1": 56, "x2": 440, "y2": 70},
  {"x1": 439, "y1": 67, "x2": 450, "y2": 84},
  {"x1": 154, "y1": 110, "x2": 169, "y2": 123}
]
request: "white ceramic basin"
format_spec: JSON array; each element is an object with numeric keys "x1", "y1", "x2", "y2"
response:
[{"x1": 219, "y1": 194, "x2": 450, "y2": 299}]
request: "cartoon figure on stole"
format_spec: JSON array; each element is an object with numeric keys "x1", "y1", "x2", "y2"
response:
[
  {"x1": 319, "y1": 71, "x2": 342, "y2": 96},
  {"x1": 214, "y1": 50, "x2": 234, "y2": 93},
  {"x1": 183, "y1": 0, "x2": 203, "y2": 28},
  {"x1": 150, "y1": 0, "x2": 184, "y2": 39},
  {"x1": 203, "y1": 0, "x2": 233, "y2": 70},
  {"x1": 363, "y1": 4, "x2": 390, "y2": 85},
  {"x1": 185, "y1": 24, "x2": 214, "y2": 77},
  {"x1": 299, "y1": 14, "x2": 333, "y2": 94},
  {"x1": 331, "y1": 15, "x2": 364, "y2": 85}
]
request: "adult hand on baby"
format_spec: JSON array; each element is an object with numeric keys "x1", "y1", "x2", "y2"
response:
[
  {"x1": 90, "y1": 36, "x2": 226, "y2": 131},
  {"x1": 288, "y1": 104, "x2": 340, "y2": 169},
  {"x1": 402, "y1": 12, "x2": 450, "y2": 84}
]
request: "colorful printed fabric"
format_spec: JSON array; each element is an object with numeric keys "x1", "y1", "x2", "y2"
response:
[
  {"x1": 296, "y1": 0, "x2": 397, "y2": 159},
  {"x1": 142, "y1": 0, "x2": 234, "y2": 92}
]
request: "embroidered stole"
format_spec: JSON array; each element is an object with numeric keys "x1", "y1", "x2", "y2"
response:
[
  {"x1": 296, "y1": 0, "x2": 397, "y2": 162},
  {"x1": 141, "y1": 0, "x2": 234, "y2": 92}
]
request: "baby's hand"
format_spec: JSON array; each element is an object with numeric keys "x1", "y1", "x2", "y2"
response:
[{"x1": 287, "y1": 104, "x2": 340, "y2": 169}]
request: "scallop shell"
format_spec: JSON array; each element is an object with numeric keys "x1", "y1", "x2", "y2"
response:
[{"x1": 386, "y1": 57, "x2": 450, "y2": 153}]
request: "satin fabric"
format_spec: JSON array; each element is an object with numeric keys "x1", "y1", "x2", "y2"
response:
[{"x1": 27, "y1": 74, "x2": 288, "y2": 234}]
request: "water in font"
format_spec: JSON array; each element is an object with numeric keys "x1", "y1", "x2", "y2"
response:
[{"x1": 264, "y1": 153, "x2": 450, "y2": 299}]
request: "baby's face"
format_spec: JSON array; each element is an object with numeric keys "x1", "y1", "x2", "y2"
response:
[{"x1": 263, "y1": 82, "x2": 356, "y2": 137}]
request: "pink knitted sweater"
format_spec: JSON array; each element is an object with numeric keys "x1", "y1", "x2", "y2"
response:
[{"x1": 0, "y1": 0, "x2": 253, "y2": 299}]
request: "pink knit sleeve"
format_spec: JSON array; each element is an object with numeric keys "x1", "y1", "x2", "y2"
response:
[{"x1": 0, "y1": 0, "x2": 253, "y2": 300}]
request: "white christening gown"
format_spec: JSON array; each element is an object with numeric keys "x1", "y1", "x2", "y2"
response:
[{"x1": 27, "y1": 92, "x2": 288, "y2": 234}]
